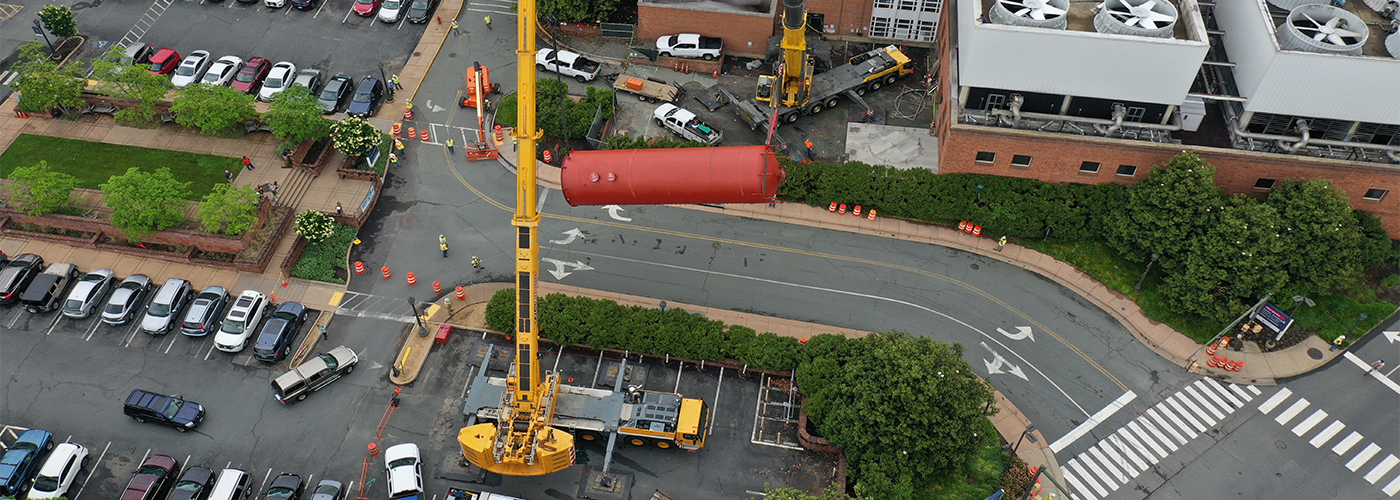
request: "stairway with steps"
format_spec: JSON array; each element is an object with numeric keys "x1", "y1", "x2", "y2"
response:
[{"x1": 273, "y1": 167, "x2": 316, "y2": 209}]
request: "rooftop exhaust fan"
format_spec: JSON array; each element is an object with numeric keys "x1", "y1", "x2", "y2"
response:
[
  {"x1": 1277, "y1": 4, "x2": 1368, "y2": 55},
  {"x1": 1266, "y1": 0, "x2": 1332, "y2": 10},
  {"x1": 1095, "y1": 0, "x2": 1178, "y2": 38},
  {"x1": 991, "y1": 0, "x2": 1070, "y2": 29},
  {"x1": 1386, "y1": 32, "x2": 1400, "y2": 57}
]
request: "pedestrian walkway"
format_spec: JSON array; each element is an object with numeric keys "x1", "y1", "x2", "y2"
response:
[
  {"x1": 1058, "y1": 378, "x2": 1260, "y2": 499},
  {"x1": 1257, "y1": 387, "x2": 1400, "y2": 496}
]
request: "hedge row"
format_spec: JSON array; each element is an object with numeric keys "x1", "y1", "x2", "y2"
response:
[
  {"x1": 485, "y1": 289, "x2": 807, "y2": 370},
  {"x1": 778, "y1": 159, "x2": 1126, "y2": 241},
  {"x1": 290, "y1": 223, "x2": 357, "y2": 284}
]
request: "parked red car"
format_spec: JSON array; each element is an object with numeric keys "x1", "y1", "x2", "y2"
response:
[
  {"x1": 148, "y1": 49, "x2": 181, "y2": 75},
  {"x1": 352, "y1": 0, "x2": 381, "y2": 16},
  {"x1": 231, "y1": 57, "x2": 271, "y2": 94}
]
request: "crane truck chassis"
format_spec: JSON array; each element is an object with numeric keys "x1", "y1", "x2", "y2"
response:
[{"x1": 736, "y1": 44, "x2": 913, "y2": 130}]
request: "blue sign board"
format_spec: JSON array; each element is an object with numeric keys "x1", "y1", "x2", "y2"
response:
[{"x1": 1253, "y1": 302, "x2": 1291, "y2": 332}]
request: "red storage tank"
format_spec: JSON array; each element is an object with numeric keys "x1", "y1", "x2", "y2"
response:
[{"x1": 560, "y1": 146, "x2": 783, "y2": 206}]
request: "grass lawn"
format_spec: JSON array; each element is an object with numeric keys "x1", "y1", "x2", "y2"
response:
[{"x1": 0, "y1": 134, "x2": 241, "y2": 200}]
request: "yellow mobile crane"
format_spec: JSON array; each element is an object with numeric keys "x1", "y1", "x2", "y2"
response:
[{"x1": 456, "y1": 0, "x2": 575, "y2": 476}]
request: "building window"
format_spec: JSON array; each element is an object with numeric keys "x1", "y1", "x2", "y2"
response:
[
  {"x1": 894, "y1": 18, "x2": 914, "y2": 38},
  {"x1": 1011, "y1": 155, "x2": 1032, "y2": 167},
  {"x1": 1126, "y1": 106, "x2": 1146, "y2": 123},
  {"x1": 874, "y1": 0, "x2": 894, "y2": 8},
  {"x1": 975, "y1": 151, "x2": 996, "y2": 163},
  {"x1": 984, "y1": 93, "x2": 1005, "y2": 111},
  {"x1": 1254, "y1": 178, "x2": 1277, "y2": 190},
  {"x1": 922, "y1": 0, "x2": 943, "y2": 12},
  {"x1": 898, "y1": 0, "x2": 917, "y2": 10},
  {"x1": 1364, "y1": 189, "x2": 1389, "y2": 201},
  {"x1": 1116, "y1": 165, "x2": 1138, "y2": 177},
  {"x1": 869, "y1": 17, "x2": 891, "y2": 38},
  {"x1": 917, "y1": 20, "x2": 937, "y2": 41},
  {"x1": 1080, "y1": 161, "x2": 1101, "y2": 173}
]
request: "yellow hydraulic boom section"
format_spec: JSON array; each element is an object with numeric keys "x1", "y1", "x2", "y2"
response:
[
  {"x1": 457, "y1": 0, "x2": 575, "y2": 476},
  {"x1": 756, "y1": 0, "x2": 813, "y2": 108}
]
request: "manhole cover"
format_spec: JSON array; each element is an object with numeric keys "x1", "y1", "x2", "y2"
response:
[
  {"x1": 1307, "y1": 348, "x2": 1323, "y2": 360},
  {"x1": 712, "y1": 242, "x2": 721, "y2": 250},
  {"x1": 970, "y1": 264, "x2": 979, "y2": 270},
  {"x1": 446, "y1": 52, "x2": 455, "y2": 58},
  {"x1": 402, "y1": 215, "x2": 416, "y2": 226},
  {"x1": 1276, "y1": 441, "x2": 1287, "y2": 450}
]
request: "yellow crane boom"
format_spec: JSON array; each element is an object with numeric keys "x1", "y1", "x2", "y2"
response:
[{"x1": 457, "y1": 0, "x2": 575, "y2": 475}]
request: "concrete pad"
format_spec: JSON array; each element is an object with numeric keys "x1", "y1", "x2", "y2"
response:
[
  {"x1": 0, "y1": 236, "x2": 32, "y2": 255},
  {"x1": 843, "y1": 124, "x2": 939, "y2": 171}
]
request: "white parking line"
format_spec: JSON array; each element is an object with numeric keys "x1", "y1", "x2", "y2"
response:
[
  {"x1": 73, "y1": 441, "x2": 110, "y2": 500},
  {"x1": 163, "y1": 334, "x2": 179, "y2": 354},
  {"x1": 342, "y1": 7, "x2": 354, "y2": 22},
  {"x1": 84, "y1": 316, "x2": 104, "y2": 339},
  {"x1": 44, "y1": 314, "x2": 63, "y2": 335},
  {"x1": 709, "y1": 367, "x2": 723, "y2": 436},
  {"x1": 6, "y1": 308, "x2": 24, "y2": 329},
  {"x1": 123, "y1": 321, "x2": 143, "y2": 347},
  {"x1": 259, "y1": 468, "x2": 272, "y2": 493}
]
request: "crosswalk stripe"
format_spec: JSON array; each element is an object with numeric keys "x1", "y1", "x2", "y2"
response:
[
  {"x1": 1227, "y1": 383, "x2": 1253, "y2": 401},
  {"x1": 1119, "y1": 425, "x2": 1161, "y2": 463},
  {"x1": 1110, "y1": 432, "x2": 1149, "y2": 471},
  {"x1": 1309, "y1": 421, "x2": 1346, "y2": 448},
  {"x1": 1184, "y1": 384, "x2": 1226, "y2": 420},
  {"x1": 1170, "y1": 393, "x2": 1213, "y2": 430},
  {"x1": 1066, "y1": 459, "x2": 1109, "y2": 498},
  {"x1": 1291, "y1": 409, "x2": 1328, "y2": 436},
  {"x1": 1200, "y1": 378, "x2": 1243, "y2": 409},
  {"x1": 1348, "y1": 443, "x2": 1382, "y2": 472},
  {"x1": 1258, "y1": 387, "x2": 1293, "y2": 414},
  {"x1": 1275, "y1": 399, "x2": 1310, "y2": 425},
  {"x1": 1365, "y1": 455, "x2": 1400, "y2": 484},
  {"x1": 1058, "y1": 464, "x2": 1095, "y2": 500},
  {"x1": 1088, "y1": 445, "x2": 1128, "y2": 485},
  {"x1": 1334, "y1": 432, "x2": 1364, "y2": 455},
  {"x1": 1382, "y1": 471, "x2": 1400, "y2": 497},
  {"x1": 1150, "y1": 405, "x2": 1194, "y2": 441},
  {"x1": 1245, "y1": 384, "x2": 1262, "y2": 395},
  {"x1": 1077, "y1": 453, "x2": 1119, "y2": 495},
  {"x1": 1131, "y1": 418, "x2": 1175, "y2": 454}
]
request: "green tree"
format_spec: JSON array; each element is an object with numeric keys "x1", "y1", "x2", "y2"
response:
[
  {"x1": 10, "y1": 42, "x2": 86, "y2": 114},
  {"x1": 264, "y1": 85, "x2": 333, "y2": 144},
  {"x1": 295, "y1": 210, "x2": 336, "y2": 244},
  {"x1": 601, "y1": 134, "x2": 709, "y2": 150},
  {"x1": 90, "y1": 46, "x2": 173, "y2": 127},
  {"x1": 797, "y1": 332, "x2": 995, "y2": 500},
  {"x1": 1266, "y1": 179, "x2": 1368, "y2": 295},
  {"x1": 331, "y1": 116, "x2": 381, "y2": 156},
  {"x1": 38, "y1": 5, "x2": 77, "y2": 38},
  {"x1": 538, "y1": 0, "x2": 618, "y2": 22},
  {"x1": 1158, "y1": 199, "x2": 1289, "y2": 322},
  {"x1": 1107, "y1": 151, "x2": 1225, "y2": 261},
  {"x1": 534, "y1": 79, "x2": 613, "y2": 139},
  {"x1": 5, "y1": 161, "x2": 81, "y2": 216},
  {"x1": 197, "y1": 184, "x2": 261, "y2": 235},
  {"x1": 170, "y1": 84, "x2": 258, "y2": 137},
  {"x1": 100, "y1": 167, "x2": 192, "y2": 242}
]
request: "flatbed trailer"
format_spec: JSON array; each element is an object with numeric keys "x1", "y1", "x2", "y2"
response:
[
  {"x1": 736, "y1": 45, "x2": 912, "y2": 130},
  {"x1": 613, "y1": 75, "x2": 682, "y2": 104}
]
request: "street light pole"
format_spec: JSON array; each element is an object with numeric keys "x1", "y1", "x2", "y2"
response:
[
  {"x1": 975, "y1": 184, "x2": 984, "y2": 202},
  {"x1": 406, "y1": 297, "x2": 428, "y2": 336},
  {"x1": 1344, "y1": 313, "x2": 1369, "y2": 340},
  {"x1": 32, "y1": 19, "x2": 53, "y2": 51},
  {"x1": 1133, "y1": 253, "x2": 1159, "y2": 291}
]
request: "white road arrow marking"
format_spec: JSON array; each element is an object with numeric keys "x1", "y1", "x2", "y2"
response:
[
  {"x1": 549, "y1": 228, "x2": 585, "y2": 245},
  {"x1": 603, "y1": 205, "x2": 632, "y2": 221},
  {"x1": 980, "y1": 342, "x2": 1029, "y2": 381},
  {"x1": 998, "y1": 326, "x2": 1035, "y2": 342},
  {"x1": 1384, "y1": 331, "x2": 1400, "y2": 343},
  {"x1": 425, "y1": 100, "x2": 445, "y2": 112},
  {"x1": 540, "y1": 258, "x2": 594, "y2": 280}
]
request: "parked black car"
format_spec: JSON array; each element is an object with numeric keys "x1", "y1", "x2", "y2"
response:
[
  {"x1": 253, "y1": 302, "x2": 308, "y2": 362},
  {"x1": 168, "y1": 466, "x2": 216, "y2": 500},
  {"x1": 262, "y1": 474, "x2": 302, "y2": 500},
  {"x1": 0, "y1": 253, "x2": 44, "y2": 304},
  {"x1": 123, "y1": 389, "x2": 206, "y2": 432},
  {"x1": 405, "y1": 0, "x2": 437, "y2": 23},
  {"x1": 317, "y1": 74, "x2": 353, "y2": 114}
]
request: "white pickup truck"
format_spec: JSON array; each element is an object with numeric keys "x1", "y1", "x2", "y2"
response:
[
  {"x1": 654, "y1": 104, "x2": 723, "y2": 145},
  {"x1": 536, "y1": 48, "x2": 600, "y2": 83},
  {"x1": 656, "y1": 34, "x2": 723, "y2": 61}
]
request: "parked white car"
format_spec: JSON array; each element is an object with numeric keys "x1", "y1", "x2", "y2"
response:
[
  {"x1": 258, "y1": 61, "x2": 298, "y2": 101},
  {"x1": 27, "y1": 442, "x2": 89, "y2": 500},
  {"x1": 378, "y1": 0, "x2": 405, "y2": 22},
  {"x1": 202, "y1": 56, "x2": 244, "y2": 87},
  {"x1": 214, "y1": 290, "x2": 268, "y2": 352},
  {"x1": 383, "y1": 444, "x2": 422, "y2": 499},
  {"x1": 171, "y1": 51, "x2": 212, "y2": 88}
]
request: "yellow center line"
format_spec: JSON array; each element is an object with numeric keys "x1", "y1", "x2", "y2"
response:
[{"x1": 442, "y1": 144, "x2": 1127, "y2": 393}]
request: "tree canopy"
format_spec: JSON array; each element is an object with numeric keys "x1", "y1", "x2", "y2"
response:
[
  {"x1": 100, "y1": 167, "x2": 192, "y2": 242},
  {"x1": 170, "y1": 83, "x2": 258, "y2": 137},
  {"x1": 331, "y1": 116, "x2": 380, "y2": 156},
  {"x1": 295, "y1": 210, "x2": 336, "y2": 244},
  {"x1": 796, "y1": 331, "x2": 995, "y2": 500},
  {"x1": 264, "y1": 85, "x2": 333, "y2": 144},
  {"x1": 538, "y1": 0, "x2": 619, "y2": 23},
  {"x1": 197, "y1": 184, "x2": 261, "y2": 235},
  {"x1": 38, "y1": 5, "x2": 77, "y2": 38},
  {"x1": 10, "y1": 42, "x2": 86, "y2": 114},
  {"x1": 90, "y1": 45, "x2": 173, "y2": 127},
  {"x1": 5, "y1": 161, "x2": 81, "y2": 216}
]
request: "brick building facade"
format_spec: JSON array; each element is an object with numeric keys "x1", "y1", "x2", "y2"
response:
[{"x1": 637, "y1": 4, "x2": 778, "y2": 59}]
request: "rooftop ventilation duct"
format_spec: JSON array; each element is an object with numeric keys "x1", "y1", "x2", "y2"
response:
[
  {"x1": 1266, "y1": 0, "x2": 1331, "y2": 10},
  {"x1": 991, "y1": 0, "x2": 1070, "y2": 29},
  {"x1": 1390, "y1": 32, "x2": 1400, "y2": 57},
  {"x1": 1095, "y1": 0, "x2": 1178, "y2": 38},
  {"x1": 1277, "y1": 4, "x2": 1368, "y2": 55}
]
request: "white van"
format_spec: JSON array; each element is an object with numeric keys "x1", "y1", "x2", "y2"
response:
[{"x1": 208, "y1": 468, "x2": 253, "y2": 500}]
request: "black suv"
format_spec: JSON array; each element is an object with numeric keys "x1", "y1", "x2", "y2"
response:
[
  {"x1": 123, "y1": 389, "x2": 206, "y2": 432},
  {"x1": 0, "y1": 253, "x2": 44, "y2": 304},
  {"x1": 253, "y1": 302, "x2": 308, "y2": 363}
]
